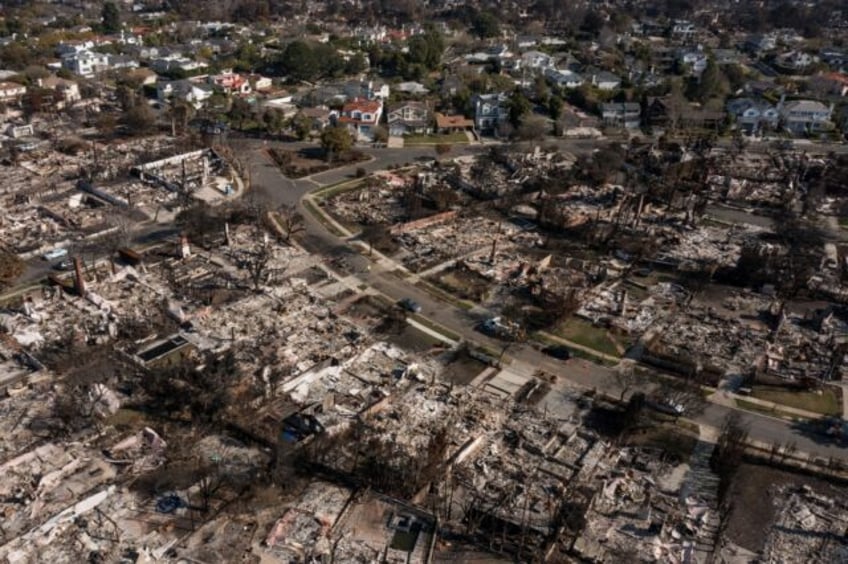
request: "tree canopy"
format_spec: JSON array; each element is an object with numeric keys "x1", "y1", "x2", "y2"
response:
[
  {"x1": 320, "y1": 126, "x2": 353, "y2": 162},
  {"x1": 101, "y1": 1, "x2": 121, "y2": 34}
]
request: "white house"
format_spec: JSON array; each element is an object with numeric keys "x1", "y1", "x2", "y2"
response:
[
  {"x1": 545, "y1": 68, "x2": 584, "y2": 89},
  {"x1": 601, "y1": 103, "x2": 641, "y2": 129},
  {"x1": 157, "y1": 80, "x2": 214, "y2": 109},
  {"x1": 472, "y1": 92, "x2": 510, "y2": 134},
  {"x1": 62, "y1": 50, "x2": 110, "y2": 77},
  {"x1": 726, "y1": 98, "x2": 779, "y2": 135},
  {"x1": 521, "y1": 50, "x2": 555, "y2": 70},
  {"x1": 677, "y1": 49, "x2": 708, "y2": 75},
  {"x1": 338, "y1": 97, "x2": 384, "y2": 142},
  {"x1": 779, "y1": 99, "x2": 833, "y2": 135},
  {"x1": 590, "y1": 71, "x2": 622, "y2": 91}
]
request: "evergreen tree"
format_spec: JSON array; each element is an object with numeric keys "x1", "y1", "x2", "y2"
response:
[{"x1": 101, "y1": 1, "x2": 121, "y2": 34}]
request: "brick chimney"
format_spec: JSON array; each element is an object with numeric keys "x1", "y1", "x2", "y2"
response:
[{"x1": 73, "y1": 257, "x2": 86, "y2": 297}]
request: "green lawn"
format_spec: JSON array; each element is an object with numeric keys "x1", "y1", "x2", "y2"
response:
[
  {"x1": 404, "y1": 132, "x2": 469, "y2": 145},
  {"x1": 312, "y1": 178, "x2": 366, "y2": 202},
  {"x1": 750, "y1": 386, "x2": 842, "y2": 416},
  {"x1": 555, "y1": 318, "x2": 620, "y2": 358}
]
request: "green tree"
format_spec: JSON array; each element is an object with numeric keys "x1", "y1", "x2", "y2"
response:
[
  {"x1": 277, "y1": 40, "x2": 319, "y2": 82},
  {"x1": 101, "y1": 1, "x2": 121, "y2": 34},
  {"x1": 472, "y1": 11, "x2": 500, "y2": 38},
  {"x1": 121, "y1": 93, "x2": 156, "y2": 135},
  {"x1": 320, "y1": 126, "x2": 353, "y2": 162},
  {"x1": 507, "y1": 89, "x2": 531, "y2": 129},
  {"x1": 262, "y1": 108, "x2": 286, "y2": 136},
  {"x1": 548, "y1": 95, "x2": 564, "y2": 122},
  {"x1": 228, "y1": 97, "x2": 253, "y2": 130},
  {"x1": 290, "y1": 113, "x2": 312, "y2": 140},
  {"x1": 690, "y1": 58, "x2": 726, "y2": 103}
]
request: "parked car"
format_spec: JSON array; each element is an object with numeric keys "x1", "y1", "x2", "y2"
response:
[
  {"x1": 398, "y1": 298, "x2": 421, "y2": 313},
  {"x1": 541, "y1": 345, "x2": 571, "y2": 360},
  {"x1": 54, "y1": 259, "x2": 75, "y2": 271},
  {"x1": 42, "y1": 248, "x2": 68, "y2": 261},
  {"x1": 478, "y1": 317, "x2": 524, "y2": 341}
]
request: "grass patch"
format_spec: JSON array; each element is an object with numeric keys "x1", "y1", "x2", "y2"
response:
[
  {"x1": 312, "y1": 178, "x2": 366, "y2": 202},
  {"x1": 408, "y1": 314, "x2": 461, "y2": 343},
  {"x1": 414, "y1": 280, "x2": 475, "y2": 310},
  {"x1": 750, "y1": 386, "x2": 842, "y2": 416},
  {"x1": 532, "y1": 332, "x2": 618, "y2": 366},
  {"x1": 302, "y1": 199, "x2": 346, "y2": 237},
  {"x1": 404, "y1": 132, "x2": 469, "y2": 145},
  {"x1": 555, "y1": 317, "x2": 620, "y2": 358},
  {"x1": 839, "y1": 217, "x2": 848, "y2": 229},
  {"x1": 735, "y1": 398, "x2": 788, "y2": 419}
]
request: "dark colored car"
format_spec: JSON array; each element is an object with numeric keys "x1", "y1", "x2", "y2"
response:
[
  {"x1": 541, "y1": 345, "x2": 571, "y2": 360},
  {"x1": 398, "y1": 298, "x2": 421, "y2": 313},
  {"x1": 54, "y1": 259, "x2": 75, "y2": 271}
]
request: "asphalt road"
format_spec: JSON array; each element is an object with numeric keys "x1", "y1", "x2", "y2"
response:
[
  {"x1": 246, "y1": 139, "x2": 848, "y2": 462},
  {"x1": 19, "y1": 224, "x2": 180, "y2": 286}
]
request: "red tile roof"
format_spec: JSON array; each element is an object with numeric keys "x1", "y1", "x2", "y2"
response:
[{"x1": 342, "y1": 97, "x2": 382, "y2": 114}]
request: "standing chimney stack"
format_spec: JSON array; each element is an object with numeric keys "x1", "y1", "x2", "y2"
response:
[
  {"x1": 180, "y1": 235, "x2": 191, "y2": 259},
  {"x1": 73, "y1": 257, "x2": 86, "y2": 297}
]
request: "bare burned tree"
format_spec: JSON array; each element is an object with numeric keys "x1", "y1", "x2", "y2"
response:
[
  {"x1": 275, "y1": 204, "x2": 305, "y2": 243},
  {"x1": 241, "y1": 238, "x2": 275, "y2": 291},
  {"x1": 614, "y1": 360, "x2": 641, "y2": 402},
  {"x1": 47, "y1": 347, "x2": 118, "y2": 435}
]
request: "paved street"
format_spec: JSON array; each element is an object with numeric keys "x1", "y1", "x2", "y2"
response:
[{"x1": 246, "y1": 139, "x2": 848, "y2": 462}]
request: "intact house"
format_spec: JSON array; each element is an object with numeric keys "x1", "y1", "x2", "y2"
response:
[
  {"x1": 774, "y1": 50, "x2": 816, "y2": 72},
  {"x1": 472, "y1": 93, "x2": 509, "y2": 135},
  {"x1": 726, "y1": 98, "x2": 779, "y2": 135},
  {"x1": 520, "y1": 50, "x2": 556, "y2": 71},
  {"x1": 587, "y1": 70, "x2": 622, "y2": 91},
  {"x1": 0, "y1": 82, "x2": 26, "y2": 104},
  {"x1": 343, "y1": 80, "x2": 390, "y2": 101},
  {"x1": 208, "y1": 72, "x2": 252, "y2": 96},
  {"x1": 396, "y1": 81, "x2": 429, "y2": 96},
  {"x1": 298, "y1": 107, "x2": 333, "y2": 132},
  {"x1": 779, "y1": 99, "x2": 834, "y2": 135},
  {"x1": 247, "y1": 74, "x2": 273, "y2": 92},
  {"x1": 545, "y1": 68, "x2": 584, "y2": 89},
  {"x1": 670, "y1": 19, "x2": 697, "y2": 42},
  {"x1": 157, "y1": 80, "x2": 214, "y2": 109},
  {"x1": 150, "y1": 55, "x2": 208, "y2": 75},
  {"x1": 387, "y1": 101, "x2": 431, "y2": 136},
  {"x1": 676, "y1": 49, "x2": 708, "y2": 75},
  {"x1": 434, "y1": 112, "x2": 474, "y2": 134},
  {"x1": 61, "y1": 50, "x2": 109, "y2": 77},
  {"x1": 601, "y1": 103, "x2": 641, "y2": 130},
  {"x1": 338, "y1": 97, "x2": 384, "y2": 142}
]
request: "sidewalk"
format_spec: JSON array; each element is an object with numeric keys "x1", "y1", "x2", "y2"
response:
[{"x1": 708, "y1": 388, "x2": 827, "y2": 420}]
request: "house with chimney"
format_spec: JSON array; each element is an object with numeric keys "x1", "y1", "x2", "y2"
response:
[
  {"x1": 387, "y1": 102, "x2": 431, "y2": 136},
  {"x1": 338, "y1": 98, "x2": 384, "y2": 141}
]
